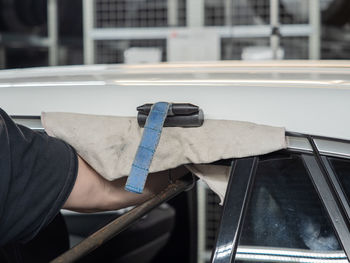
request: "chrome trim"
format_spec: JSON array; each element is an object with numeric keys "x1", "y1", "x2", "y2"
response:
[
  {"x1": 236, "y1": 246, "x2": 348, "y2": 263},
  {"x1": 286, "y1": 136, "x2": 313, "y2": 152},
  {"x1": 204, "y1": 247, "x2": 348, "y2": 263},
  {"x1": 315, "y1": 139, "x2": 350, "y2": 159},
  {"x1": 286, "y1": 136, "x2": 350, "y2": 159},
  {"x1": 60, "y1": 207, "x2": 133, "y2": 216},
  {"x1": 12, "y1": 117, "x2": 44, "y2": 131}
]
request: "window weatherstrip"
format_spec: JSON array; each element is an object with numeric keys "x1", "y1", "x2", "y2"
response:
[
  {"x1": 302, "y1": 153, "x2": 350, "y2": 259},
  {"x1": 210, "y1": 157, "x2": 258, "y2": 263}
]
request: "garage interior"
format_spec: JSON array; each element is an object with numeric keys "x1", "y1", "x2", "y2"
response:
[
  {"x1": 1, "y1": 1, "x2": 350, "y2": 263},
  {"x1": 1, "y1": 0, "x2": 350, "y2": 69}
]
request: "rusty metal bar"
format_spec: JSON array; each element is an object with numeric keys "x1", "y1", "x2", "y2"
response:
[{"x1": 51, "y1": 175, "x2": 195, "y2": 263}]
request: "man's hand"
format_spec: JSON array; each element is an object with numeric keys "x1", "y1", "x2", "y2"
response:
[{"x1": 63, "y1": 156, "x2": 188, "y2": 213}]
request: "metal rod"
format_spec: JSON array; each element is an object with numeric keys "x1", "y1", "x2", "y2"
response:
[
  {"x1": 309, "y1": 0, "x2": 321, "y2": 59},
  {"x1": 48, "y1": 0, "x2": 58, "y2": 66},
  {"x1": 224, "y1": 0, "x2": 233, "y2": 27},
  {"x1": 270, "y1": 0, "x2": 280, "y2": 60},
  {"x1": 167, "y1": 0, "x2": 179, "y2": 27},
  {"x1": 51, "y1": 176, "x2": 194, "y2": 263},
  {"x1": 187, "y1": 0, "x2": 204, "y2": 27},
  {"x1": 90, "y1": 25, "x2": 312, "y2": 40},
  {"x1": 224, "y1": 0, "x2": 234, "y2": 59},
  {"x1": 83, "y1": 0, "x2": 95, "y2": 64}
]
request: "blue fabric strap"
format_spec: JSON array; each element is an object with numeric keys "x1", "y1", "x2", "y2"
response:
[{"x1": 125, "y1": 102, "x2": 170, "y2": 194}]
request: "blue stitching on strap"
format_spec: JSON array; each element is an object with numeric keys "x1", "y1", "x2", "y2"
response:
[
  {"x1": 132, "y1": 163, "x2": 149, "y2": 172},
  {"x1": 138, "y1": 145, "x2": 155, "y2": 153},
  {"x1": 144, "y1": 126, "x2": 161, "y2": 133},
  {"x1": 125, "y1": 102, "x2": 170, "y2": 194}
]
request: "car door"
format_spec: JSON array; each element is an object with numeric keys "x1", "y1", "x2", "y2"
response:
[{"x1": 211, "y1": 134, "x2": 350, "y2": 263}]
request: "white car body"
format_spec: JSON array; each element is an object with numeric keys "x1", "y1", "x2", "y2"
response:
[
  {"x1": 2, "y1": 61, "x2": 350, "y2": 262},
  {"x1": 0, "y1": 60, "x2": 349, "y2": 141}
]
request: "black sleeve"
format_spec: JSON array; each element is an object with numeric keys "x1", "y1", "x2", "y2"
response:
[{"x1": 0, "y1": 108, "x2": 78, "y2": 246}]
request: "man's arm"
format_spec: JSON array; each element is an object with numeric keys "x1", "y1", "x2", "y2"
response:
[
  {"x1": 0, "y1": 106, "x2": 187, "y2": 246},
  {"x1": 63, "y1": 156, "x2": 188, "y2": 213}
]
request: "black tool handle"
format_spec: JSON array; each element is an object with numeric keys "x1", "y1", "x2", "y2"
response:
[
  {"x1": 137, "y1": 110, "x2": 204, "y2": 128},
  {"x1": 137, "y1": 103, "x2": 199, "y2": 116}
]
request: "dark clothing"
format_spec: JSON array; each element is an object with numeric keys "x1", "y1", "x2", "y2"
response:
[
  {"x1": 0, "y1": 108, "x2": 78, "y2": 247},
  {"x1": 1, "y1": 213, "x2": 70, "y2": 263}
]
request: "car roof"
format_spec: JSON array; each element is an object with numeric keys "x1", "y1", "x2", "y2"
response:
[{"x1": 1, "y1": 60, "x2": 350, "y2": 140}]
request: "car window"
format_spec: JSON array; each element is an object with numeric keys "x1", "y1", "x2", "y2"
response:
[
  {"x1": 235, "y1": 154, "x2": 347, "y2": 262},
  {"x1": 328, "y1": 157, "x2": 350, "y2": 203}
]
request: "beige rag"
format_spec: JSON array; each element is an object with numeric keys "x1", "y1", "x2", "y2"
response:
[{"x1": 41, "y1": 112, "x2": 286, "y2": 203}]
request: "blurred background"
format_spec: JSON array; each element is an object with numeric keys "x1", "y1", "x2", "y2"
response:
[{"x1": 0, "y1": 0, "x2": 350, "y2": 69}]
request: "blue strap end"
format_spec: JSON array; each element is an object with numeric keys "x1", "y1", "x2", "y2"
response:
[{"x1": 125, "y1": 102, "x2": 170, "y2": 194}]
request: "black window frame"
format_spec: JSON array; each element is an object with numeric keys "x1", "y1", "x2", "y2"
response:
[{"x1": 211, "y1": 133, "x2": 350, "y2": 263}]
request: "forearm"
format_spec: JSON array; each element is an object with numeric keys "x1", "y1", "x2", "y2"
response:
[{"x1": 63, "y1": 156, "x2": 187, "y2": 212}]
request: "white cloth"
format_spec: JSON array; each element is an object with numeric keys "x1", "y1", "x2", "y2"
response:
[
  {"x1": 186, "y1": 164, "x2": 229, "y2": 204},
  {"x1": 42, "y1": 112, "x2": 286, "y2": 203}
]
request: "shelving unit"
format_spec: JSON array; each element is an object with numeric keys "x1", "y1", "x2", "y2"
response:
[{"x1": 83, "y1": 0, "x2": 320, "y2": 64}]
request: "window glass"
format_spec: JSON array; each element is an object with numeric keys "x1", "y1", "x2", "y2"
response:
[
  {"x1": 235, "y1": 153, "x2": 347, "y2": 263},
  {"x1": 329, "y1": 157, "x2": 350, "y2": 203}
]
